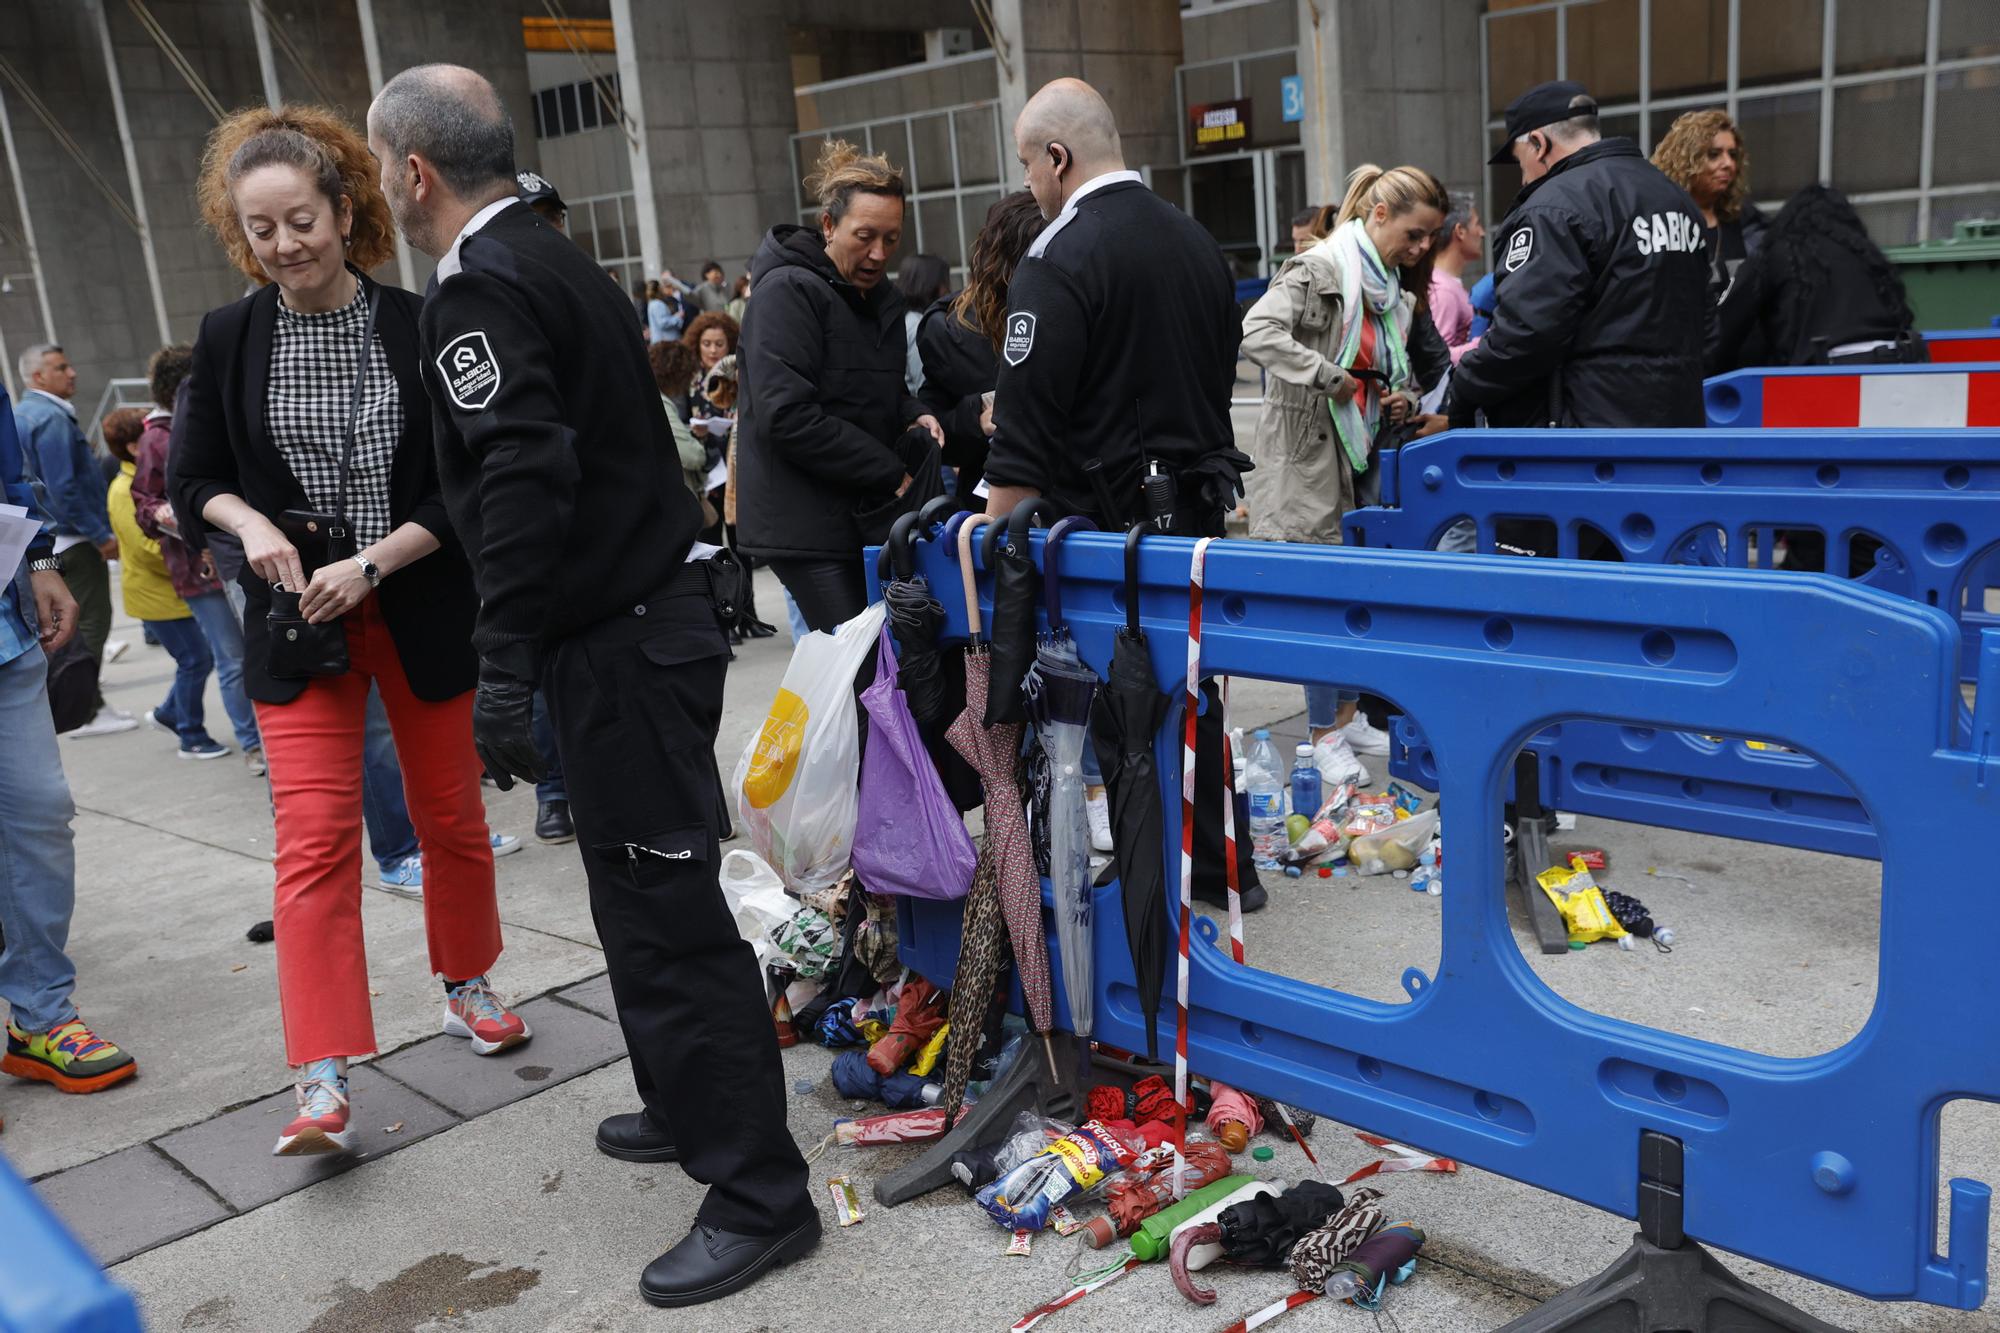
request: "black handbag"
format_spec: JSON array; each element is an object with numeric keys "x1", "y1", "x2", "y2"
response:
[{"x1": 266, "y1": 284, "x2": 381, "y2": 681}]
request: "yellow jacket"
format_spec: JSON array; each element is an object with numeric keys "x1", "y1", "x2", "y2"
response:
[{"x1": 108, "y1": 461, "x2": 190, "y2": 622}]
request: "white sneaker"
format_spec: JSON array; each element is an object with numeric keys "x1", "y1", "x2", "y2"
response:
[
  {"x1": 64, "y1": 706, "x2": 140, "y2": 738},
  {"x1": 1313, "y1": 731, "x2": 1371, "y2": 790},
  {"x1": 490, "y1": 833, "x2": 522, "y2": 858},
  {"x1": 103, "y1": 638, "x2": 130, "y2": 664},
  {"x1": 1339, "y1": 716, "x2": 1392, "y2": 757},
  {"x1": 1085, "y1": 785, "x2": 1113, "y2": 853}
]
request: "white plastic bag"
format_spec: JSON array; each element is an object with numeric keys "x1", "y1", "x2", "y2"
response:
[
  {"x1": 1350, "y1": 807, "x2": 1440, "y2": 876},
  {"x1": 719, "y1": 849, "x2": 799, "y2": 997},
  {"x1": 732, "y1": 603, "x2": 887, "y2": 892}
]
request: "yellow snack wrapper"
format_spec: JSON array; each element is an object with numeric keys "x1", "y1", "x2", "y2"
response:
[
  {"x1": 828, "y1": 1175, "x2": 865, "y2": 1227},
  {"x1": 1537, "y1": 865, "x2": 1627, "y2": 944}
]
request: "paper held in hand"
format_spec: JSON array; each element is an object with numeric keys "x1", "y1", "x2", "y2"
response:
[{"x1": 0, "y1": 504, "x2": 40, "y2": 582}]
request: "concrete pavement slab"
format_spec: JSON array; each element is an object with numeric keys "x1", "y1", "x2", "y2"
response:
[
  {"x1": 151, "y1": 1063, "x2": 459, "y2": 1213},
  {"x1": 2, "y1": 810, "x2": 608, "y2": 1181},
  {"x1": 553, "y1": 972, "x2": 617, "y2": 1021},
  {"x1": 375, "y1": 998, "x2": 628, "y2": 1119},
  {"x1": 35, "y1": 1144, "x2": 229, "y2": 1267}
]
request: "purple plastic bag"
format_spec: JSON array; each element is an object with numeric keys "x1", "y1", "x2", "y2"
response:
[{"x1": 853, "y1": 627, "x2": 977, "y2": 900}]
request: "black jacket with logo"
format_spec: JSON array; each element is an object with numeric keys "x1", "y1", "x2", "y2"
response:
[
  {"x1": 985, "y1": 178, "x2": 1244, "y2": 523},
  {"x1": 734, "y1": 224, "x2": 923, "y2": 562},
  {"x1": 1449, "y1": 139, "x2": 1712, "y2": 429},
  {"x1": 419, "y1": 201, "x2": 698, "y2": 678}
]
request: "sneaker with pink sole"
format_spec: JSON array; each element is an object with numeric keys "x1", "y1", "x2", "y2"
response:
[
  {"x1": 443, "y1": 976, "x2": 532, "y2": 1055},
  {"x1": 273, "y1": 1059, "x2": 351, "y2": 1156}
]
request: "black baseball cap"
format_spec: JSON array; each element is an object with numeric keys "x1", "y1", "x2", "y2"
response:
[
  {"x1": 515, "y1": 170, "x2": 565, "y2": 211},
  {"x1": 1487, "y1": 80, "x2": 1598, "y2": 165}
]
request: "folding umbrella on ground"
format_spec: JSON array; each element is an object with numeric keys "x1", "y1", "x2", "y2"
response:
[{"x1": 1088, "y1": 525, "x2": 1174, "y2": 1058}]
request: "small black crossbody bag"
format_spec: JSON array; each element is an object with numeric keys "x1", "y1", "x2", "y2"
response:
[{"x1": 267, "y1": 285, "x2": 382, "y2": 681}]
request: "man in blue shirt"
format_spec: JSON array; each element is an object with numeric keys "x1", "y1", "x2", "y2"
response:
[
  {"x1": 0, "y1": 382, "x2": 138, "y2": 1096},
  {"x1": 14, "y1": 344, "x2": 135, "y2": 736}
]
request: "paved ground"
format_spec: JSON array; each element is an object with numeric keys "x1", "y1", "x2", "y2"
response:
[{"x1": 5, "y1": 566, "x2": 1996, "y2": 1333}]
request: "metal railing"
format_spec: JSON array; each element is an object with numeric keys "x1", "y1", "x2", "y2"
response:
[{"x1": 84, "y1": 377, "x2": 150, "y2": 451}]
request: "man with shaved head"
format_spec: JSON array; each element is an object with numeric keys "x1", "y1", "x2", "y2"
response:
[
  {"x1": 370, "y1": 64, "x2": 818, "y2": 1306},
  {"x1": 983, "y1": 77, "x2": 1249, "y2": 533},
  {"x1": 988, "y1": 78, "x2": 1259, "y2": 918}
]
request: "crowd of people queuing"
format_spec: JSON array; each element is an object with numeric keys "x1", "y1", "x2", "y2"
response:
[{"x1": 0, "y1": 56, "x2": 1931, "y2": 1304}]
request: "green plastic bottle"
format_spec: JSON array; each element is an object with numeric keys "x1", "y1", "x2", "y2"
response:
[{"x1": 1129, "y1": 1175, "x2": 1255, "y2": 1262}]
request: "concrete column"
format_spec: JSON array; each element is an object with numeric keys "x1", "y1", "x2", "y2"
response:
[
  {"x1": 1298, "y1": 0, "x2": 1487, "y2": 209},
  {"x1": 611, "y1": 0, "x2": 798, "y2": 280},
  {"x1": 1297, "y1": 0, "x2": 1348, "y2": 209},
  {"x1": 993, "y1": 0, "x2": 1184, "y2": 178}
]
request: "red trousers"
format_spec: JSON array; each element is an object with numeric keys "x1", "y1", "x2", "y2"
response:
[{"x1": 255, "y1": 596, "x2": 500, "y2": 1064}]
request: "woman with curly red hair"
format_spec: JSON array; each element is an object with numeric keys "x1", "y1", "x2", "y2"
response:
[
  {"x1": 172, "y1": 105, "x2": 530, "y2": 1158},
  {"x1": 1652, "y1": 109, "x2": 1766, "y2": 302}
]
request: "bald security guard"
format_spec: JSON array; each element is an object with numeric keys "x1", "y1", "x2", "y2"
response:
[
  {"x1": 983, "y1": 78, "x2": 1250, "y2": 534},
  {"x1": 369, "y1": 65, "x2": 818, "y2": 1308}
]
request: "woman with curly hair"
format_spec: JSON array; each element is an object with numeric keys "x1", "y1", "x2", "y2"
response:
[
  {"x1": 734, "y1": 138, "x2": 942, "y2": 630},
  {"x1": 172, "y1": 105, "x2": 528, "y2": 1158},
  {"x1": 1651, "y1": 109, "x2": 1766, "y2": 301},
  {"x1": 913, "y1": 191, "x2": 1044, "y2": 508},
  {"x1": 679, "y1": 309, "x2": 773, "y2": 639}
]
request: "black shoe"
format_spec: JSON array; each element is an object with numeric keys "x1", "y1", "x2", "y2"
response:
[
  {"x1": 742, "y1": 618, "x2": 778, "y2": 639},
  {"x1": 595, "y1": 1110, "x2": 679, "y2": 1163},
  {"x1": 535, "y1": 799, "x2": 576, "y2": 845},
  {"x1": 640, "y1": 1214, "x2": 822, "y2": 1308}
]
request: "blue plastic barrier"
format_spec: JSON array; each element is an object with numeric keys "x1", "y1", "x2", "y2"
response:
[
  {"x1": 1703, "y1": 361, "x2": 2000, "y2": 428},
  {"x1": 1340, "y1": 428, "x2": 1999, "y2": 857},
  {"x1": 0, "y1": 1156, "x2": 142, "y2": 1333},
  {"x1": 887, "y1": 528, "x2": 1999, "y2": 1312}
]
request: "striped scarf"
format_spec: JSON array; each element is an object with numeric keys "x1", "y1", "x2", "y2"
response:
[{"x1": 1319, "y1": 219, "x2": 1413, "y2": 473}]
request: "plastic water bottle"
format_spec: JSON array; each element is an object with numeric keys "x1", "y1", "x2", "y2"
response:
[
  {"x1": 1246, "y1": 729, "x2": 1286, "y2": 869},
  {"x1": 1290, "y1": 743, "x2": 1320, "y2": 824}
]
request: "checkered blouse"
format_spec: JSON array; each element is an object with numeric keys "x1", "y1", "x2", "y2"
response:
[{"x1": 264, "y1": 285, "x2": 398, "y2": 548}]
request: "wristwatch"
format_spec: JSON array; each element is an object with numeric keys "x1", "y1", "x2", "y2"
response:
[
  {"x1": 351, "y1": 553, "x2": 381, "y2": 588},
  {"x1": 28, "y1": 555, "x2": 62, "y2": 574}
]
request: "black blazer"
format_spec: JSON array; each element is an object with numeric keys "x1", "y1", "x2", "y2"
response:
[{"x1": 171, "y1": 276, "x2": 478, "y2": 705}]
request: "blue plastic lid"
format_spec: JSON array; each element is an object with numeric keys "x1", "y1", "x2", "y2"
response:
[{"x1": 1254, "y1": 728, "x2": 1271, "y2": 738}]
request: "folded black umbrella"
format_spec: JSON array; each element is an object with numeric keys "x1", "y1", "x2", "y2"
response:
[
  {"x1": 1217, "y1": 1179, "x2": 1348, "y2": 1267},
  {"x1": 1089, "y1": 525, "x2": 1173, "y2": 1058},
  {"x1": 982, "y1": 497, "x2": 1059, "y2": 726},
  {"x1": 878, "y1": 500, "x2": 983, "y2": 811}
]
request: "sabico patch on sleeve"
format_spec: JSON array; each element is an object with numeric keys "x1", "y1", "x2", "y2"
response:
[
  {"x1": 1002, "y1": 311, "x2": 1036, "y2": 366},
  {"x1": 1503, "y1": 226, "x2": 1534, "y2": 271},
  {"x1": 436, "y1": 330, "x2": 501, "y2": 410}
]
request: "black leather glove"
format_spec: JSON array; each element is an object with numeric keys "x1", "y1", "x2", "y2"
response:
[{"x1": 471, "y1": 666, "x2": 546, "y2": 792}]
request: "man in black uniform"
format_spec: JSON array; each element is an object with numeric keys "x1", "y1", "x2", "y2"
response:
[
  {"x1": 1449, "y1": 80, "x2": 1712, "y2": 431},
  {"x1": 984, "y1": 78, "x2": 1249, "y2": 534},
  {"x1": 368, "y1": 65, "x2": 816, "y2": 1307}
]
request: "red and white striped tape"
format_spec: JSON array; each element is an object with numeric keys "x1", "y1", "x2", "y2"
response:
[
  {"x1": 1176, "y1": 538, "x2": 1246, "y2": 1143},
  {"x1": 1760, "y1": 369, "x2": 2000, "y2": 427}
]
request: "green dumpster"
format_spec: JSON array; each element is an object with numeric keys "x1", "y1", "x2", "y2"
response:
[{"x1": 1885, "y1": 220, "x2": 2000, "y2": 330}]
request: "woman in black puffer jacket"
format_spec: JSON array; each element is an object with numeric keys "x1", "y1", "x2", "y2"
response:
[{"x1": 734, "y1": 139, "x2": 942, "y2": 630}]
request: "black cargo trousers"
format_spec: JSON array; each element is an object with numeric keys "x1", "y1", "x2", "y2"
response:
[{"x1": 542, "y1": 575, "x2": 811, "y2": 1236}]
